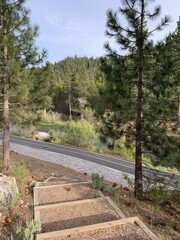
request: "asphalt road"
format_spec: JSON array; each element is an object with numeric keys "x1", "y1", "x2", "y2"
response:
[
  {"x1": 9, "y1": 135, "x2": 135, "y2": 175},
  {"x1": 1, "y1": 134, "x2": 179, "y2": 189}
]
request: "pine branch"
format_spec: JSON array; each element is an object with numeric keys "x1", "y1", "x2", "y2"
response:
[
  {"x1": 145, "y1": 5, "x2": 161, "y2": 20},
  {"x1": 122, "y1": 0, "x2": 141, "y2": 15},
  {"x1": 15, "y1": 32, "x2": 38, "y2": 51},
  {"x1": 9, "y1": 12, "x2": 28, "y2": 33},
  {"x1": 149, "y1": 15, "x2": 171, "y2": 35}
]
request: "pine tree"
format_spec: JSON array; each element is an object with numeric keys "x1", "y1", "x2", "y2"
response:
[
  {"x1": 95, "y1": 56, "x2": 135, "y2": 150},
  {"x1": 10, "y1": 63, "x2": 57, "y2": 127},
  {"x1": 0, "y1": 0, "x2": 46, "y2": 172},
  {"x1": 143, "y1": 30, "x2": 179, "y2": 159},
  {"x1": 26, "y1": 63, "x2": 56, "y2": 110},
  {"x1": 53, "y1": 57, "x2": 104, "y2": 118},
  {"x1": 60, "y1": 57, "x2": 76, "y2": 120},
  {"x1": 104, "y1": 0, "x2": 171, "y2": 197}
]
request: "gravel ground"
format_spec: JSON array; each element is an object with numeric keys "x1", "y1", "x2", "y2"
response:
[
  {"x1": 39, "y1": 198, "x2": 120, "y2": 232},
  {"x1": 9, "y1": 141, "x2": 134, "y2": 187},
  {"x1": 39, "y1": 223, "x2": 151, "y2": 240},
  {"x1": 37, "y1": 183, "x2": 100, "y2": 205}
]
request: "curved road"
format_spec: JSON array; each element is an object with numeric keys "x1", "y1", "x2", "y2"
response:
[
  {"x1": 1, "y1": 134, "x2": 179, "y2": 188},
  {"x1": 10, "y1": 135, "x2": 135, "y2": 175}
]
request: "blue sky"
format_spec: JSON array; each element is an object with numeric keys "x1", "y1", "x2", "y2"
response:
[{"x1": 26, "y1": 0, "x2": 180, "y2": 63}]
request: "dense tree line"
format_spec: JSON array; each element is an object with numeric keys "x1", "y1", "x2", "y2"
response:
[
  {"x1": 52, "y1": 57, "x2": 104, "y2": 118},
  {"x1": 1, "y1": 55, "x2": 105, "y2": 126}
]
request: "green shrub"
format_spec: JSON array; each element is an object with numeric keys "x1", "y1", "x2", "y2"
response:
[
  {"x1": 64, "y1": 120, "x2": 96, "y2": 148},
  {"x1": 123, "y1": 173, "x2": 134, "y2": 191},
  {"x1": 91, "y1": 173, "x2": 119, "y2": 196},
  {"x1": 49, "y1": 120, "x2": 96, "y2": 148},
  {"x1": 16, "y1": 220, "x2": 41, "y2": 240},
  {"x1": 92, "y1": 173, "x2": 106, "y2": 191},
  {"x1": 146, "y1": 188, "x2": 167, "y2": 204},
  {"x1": 49, "y1": 129, "x2": 62, "y2": 143},
  {"x1": 11, "y1": 162, "x2": 30, "y2": 184}
]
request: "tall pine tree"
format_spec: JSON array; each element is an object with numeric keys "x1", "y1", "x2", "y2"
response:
[
  {"x1": 0, "y1": 0, "x2": 46, "y2": 172},
  {"x1": 103, "y1": 0, "x2": 171, "y2": 197}
]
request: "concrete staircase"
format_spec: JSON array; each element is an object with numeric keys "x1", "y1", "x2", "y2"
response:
[{"x1": 34, "y1": 176, "x2": 159, "y2": 240}]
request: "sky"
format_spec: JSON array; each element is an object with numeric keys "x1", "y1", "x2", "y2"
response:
[{"x1": 25, "y1": 0, "x2": 180, "y2": 63}]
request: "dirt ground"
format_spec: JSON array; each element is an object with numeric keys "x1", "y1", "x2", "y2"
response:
[{"x1": 0, "y1": 151, "x2": 179, "y2": 240}]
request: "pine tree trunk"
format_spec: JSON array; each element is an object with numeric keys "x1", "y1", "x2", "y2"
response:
[
  {"x1": 135, "y1": 0, "x2": 144, "y2": 198},
  {"x1": 135, "y1": 68, "x2": 143, "y2": 197},
  {"x1": 2, "y1": 7, "x2": 10, "y2": 173},
  {"x1": 3, "y1": 70, "x2": 10, "y2": 172},
  {"x1": 68, "y1": 79, "x2": 72, "y2": 120},
  {"x1": 178, "y1": 94, "x2": 180, "y2": 120}
]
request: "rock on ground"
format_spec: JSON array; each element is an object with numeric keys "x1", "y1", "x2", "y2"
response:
[{"x1": 33, "y1": 132, "x2": 50, "y2": 141}]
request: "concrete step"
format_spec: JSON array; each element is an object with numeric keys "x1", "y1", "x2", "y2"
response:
[
  {"x1": 36, "y1": 217, "x2": 158, "y2": 240},
  {"x1": 34, "y1": 181, "x2": 104, "y2": 206},
  {"x1": 34, "y1": 197, "x2": 125, "y2": 233}
]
